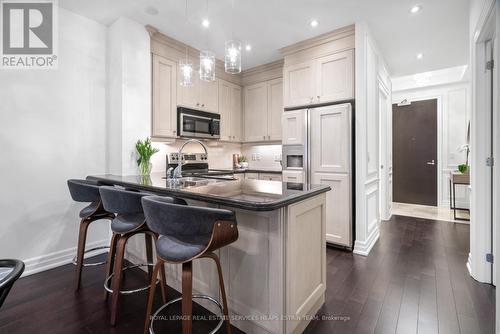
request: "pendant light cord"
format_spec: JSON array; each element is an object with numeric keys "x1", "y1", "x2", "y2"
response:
[{"x1": 184, "y1": 0, "x2": 188, "y2": 62}]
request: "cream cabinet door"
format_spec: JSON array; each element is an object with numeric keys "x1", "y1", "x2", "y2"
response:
[
  {"x1": 177, "y1": 73, "x2": 199, "y2": 109},
  {"x1": 283, "y1": 61, "x2": 314, "y2": 108},
  {"x1": 310, "y1": 104, "x2": 351, "y2": 173},
  {"x1": 281, "y1": 110, "x2": 305, "y2": 145},
  {"x1": 231, "y1": 85, "x2": 242, "y2": 142},
  {"x1": 267, "y1": 78, "x2": 283, "y2": 141},
  {"x1": 152, "y1": 54, "x2": 177, "y2": 138},
  {"x1": 218, "y1": 80, "x2": 232, "y2": 141},
  {"x1": 244, "y1": 82, "x2": 268, "y2": 142},
  {"x1": 199, "y1": 78, "x2": 219, "y2": 112},
  {"x1": 311, "y1": 172, "x2": 350, "y2": 247},
  {"x1": 315, "y1": 50, "x2": 354, "y2": 103}
]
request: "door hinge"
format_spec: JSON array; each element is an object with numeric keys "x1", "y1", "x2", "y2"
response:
[
  {"x1": 486, "y1": 253, "x2": 494, "y2": 264},
  {"x1": 486, "y1": 60, "x2": 494, "y2": 70},
  {"x1": 486, "y1": 157, "x2": 494, "y2": 167}
]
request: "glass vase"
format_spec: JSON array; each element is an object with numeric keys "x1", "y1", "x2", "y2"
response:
[{"x1": 139, "y1": 160, "x2": 152, "y2": 176}]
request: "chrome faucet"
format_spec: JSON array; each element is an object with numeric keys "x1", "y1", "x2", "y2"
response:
[{"x1": 172, "y1": 139, "x2": 208, "y2": 179}]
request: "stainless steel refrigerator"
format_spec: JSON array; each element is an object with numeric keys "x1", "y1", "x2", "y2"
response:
[{"x1": 282, "y1": 101, "x2": 354, "y2": 248}]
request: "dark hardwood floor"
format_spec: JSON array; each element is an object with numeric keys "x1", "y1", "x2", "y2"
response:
[{"x1": 0, "y1": 215, "x2": 495, "y2": 333}]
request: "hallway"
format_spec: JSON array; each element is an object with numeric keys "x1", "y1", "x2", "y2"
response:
[{"x1": 305, "y1": 215, "x2": 495, "y2": 334}]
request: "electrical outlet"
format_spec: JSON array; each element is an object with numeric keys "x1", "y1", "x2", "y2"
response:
[
  {"x1": 251, "y1": 153, "x2": 257, "y2": 161},
  {"x1": 256, "y1": 153, "x2": 262, "y2": 161}
]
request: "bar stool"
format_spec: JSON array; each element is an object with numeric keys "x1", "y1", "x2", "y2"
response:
[
  {"x1": 67, "y1": 179, "x2": 115, "y2": 291},
  {"x1": 0, "y1": 259, "x2": 25, "y2": 309},
  {"x1": 141, "y1": 196, "x2": 239, "y2": 334},
  {"x1": 99, "y1": 186, "x2": 186, "y2": 326}
]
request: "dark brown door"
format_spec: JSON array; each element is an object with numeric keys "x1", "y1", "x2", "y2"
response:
[{"x1": 393, "y1": 99, "x2": 438, "y2": 206}]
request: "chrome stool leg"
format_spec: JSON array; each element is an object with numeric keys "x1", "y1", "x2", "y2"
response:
[{"x1": 149, "y1": 295, "x2": 225, "y2": 334}]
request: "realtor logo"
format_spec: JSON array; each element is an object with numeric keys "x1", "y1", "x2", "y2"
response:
[{"x1": 1, "y1": 0, "x2": 58, "y2": 69}]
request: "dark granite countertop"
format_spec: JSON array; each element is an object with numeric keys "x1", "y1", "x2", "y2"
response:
[{"x1": 87, "y1": 173, "x2": 329, "y2": 211}]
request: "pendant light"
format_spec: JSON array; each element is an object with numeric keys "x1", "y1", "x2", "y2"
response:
[
  {"x1": 179, "y1": 0, "x2": 193, "y2": 87},
  {"x1": 224, "y1": 0, "x2": 241, "y2": 74},
  {"x1": 199, "y1": 0, "x2": 215, "y2": 82}
]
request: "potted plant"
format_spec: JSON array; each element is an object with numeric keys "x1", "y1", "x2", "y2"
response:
[
  {"x1": 238, "y1": 155, "x2": 249, "y2": 169},
  {"x1": 136, "y1": 138, "x2": 159, "y2": 176},
  {"x1": 458, "y1": 144, "x2": 470, "y2": 174}
]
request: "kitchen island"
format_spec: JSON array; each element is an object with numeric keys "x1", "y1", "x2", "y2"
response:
[{"x1": 88, "y1": 173, "x2": 330, "y2": 334}]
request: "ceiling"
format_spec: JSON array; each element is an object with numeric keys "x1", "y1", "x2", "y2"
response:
[{"x1": 59, "y1": 0, "x2": 470, "y2": 77}]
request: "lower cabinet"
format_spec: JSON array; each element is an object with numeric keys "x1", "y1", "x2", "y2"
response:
[
  {"x1": 311, "y1": 172, "x2": 351, "y2": 247},
  {"x1": 282, "y1": 170, "x2": 304, "y2": 183}
]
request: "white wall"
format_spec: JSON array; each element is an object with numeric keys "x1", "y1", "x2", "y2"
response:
[
  {"x1": 353, "y1": 22, "x2": 391, "y2": 256},
  {"x1": 106, "y1": 17, "x2": 151, "y2": 176},
  {"x1": 0, "y1": 9, "x2": 109, "y2": 276},
  {"x1": 392, "y1": 82, "x2": 471, "y2": 209}
]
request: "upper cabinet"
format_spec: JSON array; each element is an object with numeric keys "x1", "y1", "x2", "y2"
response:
[
  {"x1": 152, "y1": 54, "x2": 177, "y2": 138},
  {"x1": 284, "y1": 50, "x2": 353, "y2": 108},
  {"x1": 218, "y1": 79, "x2": 242, "y2": 142},
  {"x1": 267, "y1": 78, "x2": 283, "y2": 141},
  {"x1": 315, "y1": 50, "x2": 354, "y2": 104},
  {"x1": 178, "y1": 75, "x2": 218, "y2": 113},
  {"x1": 244, "y1": 82, "x2": 268, "y2": 142},
  {"x1": 281, "y1": 25, "x2": 355, "y2": 109},
  {"x1": 283, "y1": 62, "x2": 315, "y2": 107},
  {"x1": 243, "y1": 78, "x2": 283, "y2": 143}
]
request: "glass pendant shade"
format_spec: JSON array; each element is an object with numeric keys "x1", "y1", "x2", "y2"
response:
[
  {"x1": 224, "y1": 40, "x2": 241, "y2": 74},
  {"x1": 179, "y1": 59, "x2": 193, "y2": 87},
  {"x1": 199, "y1": 50, "x2": 215, "y2": 82}
]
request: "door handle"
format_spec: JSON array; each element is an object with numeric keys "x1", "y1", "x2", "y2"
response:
[{"x1": 426, "y1": 160, "x2": 436, "y2": 165}]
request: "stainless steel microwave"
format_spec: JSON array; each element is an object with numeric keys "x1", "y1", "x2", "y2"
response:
[{"x1": 177, "y1": 107, "x2": 220, "y2": 139}]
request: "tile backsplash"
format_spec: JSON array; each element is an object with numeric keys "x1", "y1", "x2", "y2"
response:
[
  {"x1": 150, "y1": 140, "x2": 282, "y2": 173},
  {"x1": 241, "y1": 144, "x2": 282, "y2": 170}
]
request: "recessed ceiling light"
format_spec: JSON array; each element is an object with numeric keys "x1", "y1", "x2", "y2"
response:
[
  {"x1": 145, "y1": 6, "x2": 158, "y2": 15},
  {"x1": 245, "y1": 44, "x2": 252, "y2": 51},
  {"x1": 310, "y1": 19, "x2": 319, "y2": 28},
  {"x1": 417, "y1": 53, "x2": 424, "y2": 59},
  {"x1": 202, "y1": 18, "x2": 210, "y2": 28},
  {"x1": 409, "y1": 4, "x2": 422, "y2": 14}
]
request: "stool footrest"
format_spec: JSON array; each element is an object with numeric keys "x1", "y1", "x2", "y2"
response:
[
  {"x1": 104, "y1": 263, "x2": 159, "y2": 295},
  {"x1": 149, "y1": 294, "x2": 224, "y2": 334},
  {"x1": 72, "y1": 246, "x2": 110, "y2": 267}
]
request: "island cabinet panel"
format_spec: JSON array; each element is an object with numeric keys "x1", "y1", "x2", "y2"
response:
[
  {"x1": 152, "y1": 54, "x2": 177, "y2": 138},
  {"x1": 285, "y1": 194, "x2": 326, "y2": 334}
]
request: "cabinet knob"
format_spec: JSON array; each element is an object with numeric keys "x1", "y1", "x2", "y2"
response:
[
  {"x1": 202, "y1": 104, "x2": 205, "y2": 107},
  {"x1": 196, "y1": 103, "x2": 200, "y2": 106},
  {"x1": 173, "y1": 130, "x2": 176, "y2": 134},
  {"x1": 263, "y1": 136, "x2": 266, "y2": 140},
  {"x1": 317, "y1": 96, "x2": 320, "y2": 101},
  {"x1": 268, "y1": 135, "x2": 270, "y2": 140},
  {"x1": 310, "y1": 97, "x2": 314, "y2": 103}
]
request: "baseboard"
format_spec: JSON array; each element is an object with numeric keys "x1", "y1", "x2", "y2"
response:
[
  {"x1": 353, "y1": 226, "x2": 380, "y2": 256},
  {"x1": 22, "y1": 239, "x2": 110, "y2": 277}
]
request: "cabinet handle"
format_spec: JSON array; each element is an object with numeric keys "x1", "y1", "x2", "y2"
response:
[
  {"x1": 263, "y1": 136, "x2": 266, "y2": 140},
  {"x1": 317, "y1": 95, "x2": 320, "y2": 102},
  {"x1": 173, "y1": 130, "x2": 176, "y2": 134},
  {"x1": 268, "y1": 135, "x2": 270, "y2": 140},
  {"x1": 310, "y1": 97, "x2": 314, "y2": 103}
]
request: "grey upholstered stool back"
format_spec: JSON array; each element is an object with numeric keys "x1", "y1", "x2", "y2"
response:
[
  {"x1": 99, "y1": 186, "x2": 150, "y2": 234},
  {"x1": 67, "y1": 179, "x2": 103, "y2": 218},
  {"x1": 142, "y1": 196, "x2": 235, "y2": 238}
]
